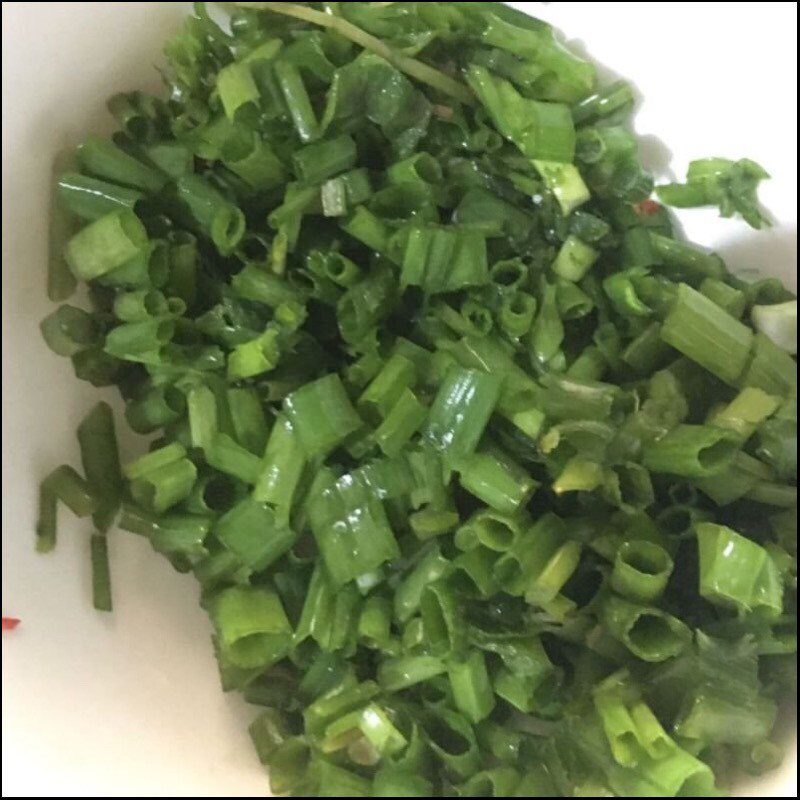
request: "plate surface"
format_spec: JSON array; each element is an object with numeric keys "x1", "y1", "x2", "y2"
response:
[{"x1": 2, "y1": 2, "x2": 796, "y2": 796}]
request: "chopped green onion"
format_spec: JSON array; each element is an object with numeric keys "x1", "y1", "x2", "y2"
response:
[
  {"x1": 217, "y1": 62, "x2": 259, "y2": 120},
  {"x1": 447, "y1": 650, "x2": 495, "y2": 724},
  {"x1": 661, "y1": 283, "x2": 754, "y2": 385},
  {"x1": 610, "y1": 541, "x2": 673, "y2": 603},
  {"x1": 533, "y1": 160, "x2": 590, "y2": 214},
  {"x1": 36, "y1": 465, "x2": 101, "y2": 552},
  {"x1": 423, "y1": 367, "x2": 501, "y2": 465},
  {"x1": 649, "y1": 232, "x2": 726, "y2": 281},
  {"x1": 36, "y1": 5, "x2": 798, "y2": 793},
  {"x1": 699, "y1": 277, "x2": 746, "y2": 318},
  {"x1": 40, "y1": 305, "x2": 99, "y2": 357},
  {"x1": 307, "y1": 469, "x2": 399, "y2": 587},
  {"x1": 602, "y1": 595, "x2": 691, "y2": 662},
  {"x1": 696, "y1": 522, "x2": 783, "y2": 615},
  {"x1": 642, "y1": 424, "x2": 739, "y2": 478},
  {"x1": 467, "y1": 65, "x2": 576, "y2": 163},
  {"x1": 293, "y1": 135, "x2": 357, "y2": 184},
  {"x1": 77, "y1": 402, "x2": 122, "y2": 532},
  {"x1": 738, "y1": 332, "x2": 797, "y2": 396},
  {"x1": 90, "y1": 534, "x2": 113, "y2": 612},
  {"x1": 207, "y1": 433, "x2": 262, "y2": 484},
  {"x1": 76, "y1": 135, "x2": 166, "y2": 193},
  {"x1": 48, "y1": 149, "x2": 77, "y2": 301},
  {"x1": 65, "y1": 209, "x2": 149, "y2": 280},
  {"x1": 707, "y1": 387, "x2": 780, "y2": 441},
  {"x1": 551, "y1": 236, "x2": 598, "y2": 282},
  {"x1": 274, "y1": 59, "x2": 319, "y2": 143},
  {"x1": 176, "y1": 174, "x2": 246, "y2": 254},
  {"x1": 215, "y1": 498, "x2": 297, "y2": 571},
  {"x1": 284, "y1": 374, "x2": 363, "y2": 457},
  {"x1": 394, "y1": 545, "x2": 451, "y2": 623},
  {"x1": 456, "y1": 448, "x2": 537, "y2": 514},
  {"x1": 210, "y1": 586, "x2": 292, "y2": 669},
  {"x1": 57, "y1": 172, "x2": 144, "y2": 221},
  {"x1": 657, "y1": 157, "x2": 771, "y2": 229}
]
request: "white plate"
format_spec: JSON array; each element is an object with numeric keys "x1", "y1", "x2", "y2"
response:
[{"x1": 2, "y1": 2, "x2": 796, "y2": 796}]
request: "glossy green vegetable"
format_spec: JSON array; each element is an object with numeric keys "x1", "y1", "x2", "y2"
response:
[{"x1": 38, "y1": 2, "x2": 796, "y2": 796}]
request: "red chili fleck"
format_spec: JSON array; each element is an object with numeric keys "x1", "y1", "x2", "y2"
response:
[
  {"x1": 634, "y1": 199, "x2": 661, "y2": 216},
  {"x1": 2, "y1": 617, "x2": 21, "y2": 631}
]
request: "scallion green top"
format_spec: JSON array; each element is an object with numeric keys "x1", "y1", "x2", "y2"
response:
[{"x1": 39, "y1": 2, "x2": 796, "y2": 797}]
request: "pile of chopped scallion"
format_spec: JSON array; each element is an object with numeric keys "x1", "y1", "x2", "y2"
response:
[{"x1": 38, "y1": 2, "x2": 796, "y2": 796}]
